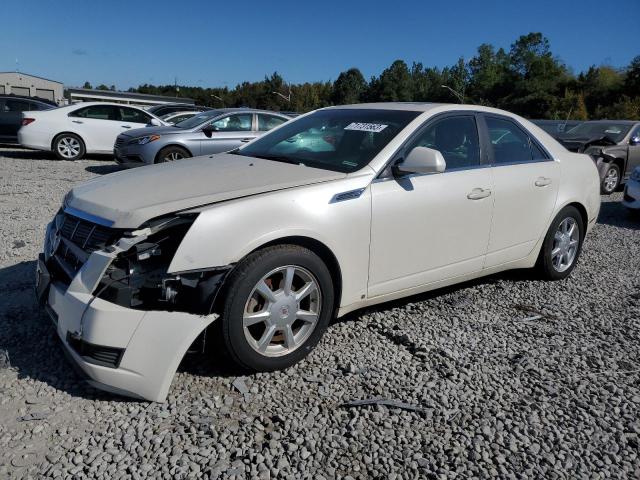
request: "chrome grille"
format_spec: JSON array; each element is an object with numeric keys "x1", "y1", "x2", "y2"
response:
[{"x1": 49, "y1": 213, "x2": 122, "y2": 283}]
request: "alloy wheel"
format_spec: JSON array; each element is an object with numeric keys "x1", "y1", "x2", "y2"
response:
[
  {"x1": 57, "y1": 137, "x2": 80, "y2": 159},
  {"x1": 551, "y1": 217, "x2": 579, "y2": 272},
  {"x1": 164, "y1": 151, "x2": 184, "y2": 162},
  {"x1": 603, "y1": 167, "x2": 619, "y2": 193},
  {"x1": 243, "y1": 265, "x2": 321, "y2": 357}
]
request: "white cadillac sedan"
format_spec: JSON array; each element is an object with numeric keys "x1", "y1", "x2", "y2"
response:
[
  {"x1": 18, "y1": 102, "x2": 164, "y2": 160},
  {"x1": 37, "y1": 103, "x2": 601, "y2": 401}
]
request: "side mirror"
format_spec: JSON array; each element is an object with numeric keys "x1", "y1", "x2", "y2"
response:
[
  {"x1": 630, "y1": 136, "x2": 640, "y2": 146},
  {"x1": 393, "y1": 146, "x2": 446, "y2": 176},
  {"x1": 148, "y1": 118, "x2": 162, "y2": 127},
  {"x1": 202, "y1": 125, "x2": 215, "y2": 138}
]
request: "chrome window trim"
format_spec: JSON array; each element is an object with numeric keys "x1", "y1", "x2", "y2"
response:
[{"x1": 373, "y1": 163, "x2": 492, "y2": 183}]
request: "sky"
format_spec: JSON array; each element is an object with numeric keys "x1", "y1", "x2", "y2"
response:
[{"x1": 2, "y1": 0, "x2": 638, "y2": 90}]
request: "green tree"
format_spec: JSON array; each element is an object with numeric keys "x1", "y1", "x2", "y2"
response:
[
  {"x1": 82, "y1": 81, "x2": 92, "y2": 89},
  {"x1": 372, "y1": 60, "x2": 413, "y2": 102},
  {"x1": 332, "y1": 68, "x2": 367, "y2": 105}
]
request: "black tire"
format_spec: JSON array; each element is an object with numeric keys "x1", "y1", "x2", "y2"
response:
[
  {"x1": 53, "y1": 133, "x2": 85, "y2": 160},
  {"x1": 220, "y1": 245, "x2": 334, "y2": 371},
  {"x1": 600, "y1": 164, "x2": 621, "y2": 195},
  {"x1": 537, "y1": 206, "x2": 584, "y2": 280},
  {"x1": 156, "y1": 146, "x2": 190, "y2": 163}
]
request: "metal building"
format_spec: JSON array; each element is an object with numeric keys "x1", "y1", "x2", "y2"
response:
[{"x1": 0, "y1": 71, "x2": 64, "y2": 103}]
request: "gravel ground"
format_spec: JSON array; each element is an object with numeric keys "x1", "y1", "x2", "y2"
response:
[{"x1": 1, "y1": 146, "x2": 639, "y2": 479}]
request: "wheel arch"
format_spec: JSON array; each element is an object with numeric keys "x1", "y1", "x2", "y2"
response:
[
  {"x1": 154, "y1": 144, "x2": 193, "y2": 164},
  {"x1": 220, "y1": 235, "x2": 343, "y2": 314},
  {"x1": 51, "y1": 131, "x2": 86, "y2": 151},
  {"x1": 564, "y1": 201, "x2": 589, "y2": 236}
]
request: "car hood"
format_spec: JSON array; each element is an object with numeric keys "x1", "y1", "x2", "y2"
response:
[
  {"x1": 120, "y1": 125, "x2": 188, "y2": 139},
  {"x1": 66, "y1": 153, "x2": 347, "y2": 228}
]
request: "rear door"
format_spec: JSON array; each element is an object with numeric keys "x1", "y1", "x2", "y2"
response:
[
  {"x1": 199, "y1": 113, "x2": 255, "y2": 155},
  {"x1": 117, "y1": 106, "x2": 153, "y2": 132},
  {"x1": 68, "y1": 105, "x2": 123, "y2": 152},
  {"x1": 257, "y1": 113, "x2": 288, "y2": 133},
  {"x1": 481, "y1": 114, "x2": 560, "y2": 268}
]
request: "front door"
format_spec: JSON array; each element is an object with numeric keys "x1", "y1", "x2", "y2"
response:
[
  {"x1": 481, "y1": 115, "x2": 560, "y2": 268},
  {"x1": 627, "y1": 125, "x2": 640, "y2": 178},
  {"x1": 198, "y1": 113, "x2": 256, "y2": 155},
  {"x1": 368, "y1": 114, "x2": 494, "y2": 298}
]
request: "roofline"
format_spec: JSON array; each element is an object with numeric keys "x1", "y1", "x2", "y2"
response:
[{"x1": 0, "y1": 71, "x2": 64, "y2": 85}]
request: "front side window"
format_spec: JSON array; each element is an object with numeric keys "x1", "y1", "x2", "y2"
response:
[
  {"x1": 119, "y1": 107, "x2": 150, "y2": 124},
  {"x1": 209, "y1": 114, "x2": 253, "y2": 132},
  {"x1": 258, "y1": 114, "x2": 288, "y2": 131},
  {"x1": 407, "y1": 115, "x2": 480, "y2": 170},
  {"x1": 238, "y1": 108, "x2": 420, "y2": 173},
  {"x1": 71, "y1": 105, "x2": 119, "y2": 120},
  {"x1": 486, "y1": 116, "x2": 547, "y2": 164}
]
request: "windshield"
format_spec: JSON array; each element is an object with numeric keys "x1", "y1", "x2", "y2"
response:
[
  {"x1": 564, "y1": 122, "x2": 631, "y2": 143},
  {"x1": 174, "y1": 110, "x2": 223, "y2": 129},
  {"x1": 237, "y1": 108, "x2": 420, "y2": 173}
]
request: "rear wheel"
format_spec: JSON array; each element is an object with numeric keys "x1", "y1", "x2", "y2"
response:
[
  {"x1": 537, "y1": 206, "x2": 584, "y2": 280},
  {"x1": 600, "y1": 164, "x2": 620, "y2": 194},
  {"x1": 156, "y1": 146, "x2": 190, "y2": 163},
  {"x1": 220, "y1": 245, "x2": 334, "y2": 371},
  {"x1": 53, "y1": 133, "x2": 85, "y2": 160}
]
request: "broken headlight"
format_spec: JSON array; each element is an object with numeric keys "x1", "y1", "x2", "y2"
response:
[{"x1": 93, "y1": 214, "x2": 229, "y2": 314}]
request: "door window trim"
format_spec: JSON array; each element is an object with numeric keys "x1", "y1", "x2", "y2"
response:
[
  {"x1": 479, "y1": 113, "x2": 555, "y2": 167},
  {"x1": 376, "y1": 111, "x2": 491, "y2": 181}
]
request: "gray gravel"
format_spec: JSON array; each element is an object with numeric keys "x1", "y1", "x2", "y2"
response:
[{"x1": 1, "y1": 146, "x2": 639, "y2": 479}]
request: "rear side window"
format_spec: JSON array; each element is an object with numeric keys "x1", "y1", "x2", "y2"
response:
[
  {"x1": 71, "y1": 105, "x2": 119, "y2": 120},
  {"x1": 258, "y1": 114, "x2": 288, "y2": 131},
  {"x1": 119, "y1": 107, "x2": 150, "y2": 124},
  {"x1": 486, "y1": 116, "x2": 549, "y2": 164},
  {"x1": 5, "y1": 100, "x2": 31, "y2": 112}
]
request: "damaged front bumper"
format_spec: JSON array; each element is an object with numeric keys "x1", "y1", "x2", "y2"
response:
[{"x1": 36, "y1": 212, "x2": 222, "y2": 402}]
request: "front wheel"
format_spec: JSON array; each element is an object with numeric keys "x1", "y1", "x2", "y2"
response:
[
  {"x1": 537, "y1": 206, "x2": 584, "y2": 280},
  {"x1": 220, "y1": 245, "x2": 334, "y2": 371},
  {"x1": 600, "y1": 164, "x2": 620, "y2": 194},
  {"x1": 156, "y1": 146, "x2": 190, "y2": 163}
]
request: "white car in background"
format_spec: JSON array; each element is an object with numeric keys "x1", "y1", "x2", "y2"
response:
[
  {"x1": 18, "y1": 102, "x2": 165, "y2": 160},
  {"x1": 159, "y1": 111, "x2": 198, "y2": 125},
  {"x1": 37, "y1": 103, "x2": 601, "y2": 401}
]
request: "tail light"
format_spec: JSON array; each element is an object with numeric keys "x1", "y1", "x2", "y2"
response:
[{"x1": 22, "y1": 118, "x2": 35, "y2": 126}]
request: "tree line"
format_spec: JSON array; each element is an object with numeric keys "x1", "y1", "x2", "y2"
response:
[{"x1": 84, "y1": 33, "x2": 640, "y2": 120}]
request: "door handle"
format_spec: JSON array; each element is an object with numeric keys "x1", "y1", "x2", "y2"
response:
[
  {"x1": 240, "y1": 138, "x2": 252, "y2": 143},
  {"x1": 535, "y1": 177, "x2": 552, "y2": 187},
  {"x1": 467, "y1": 188, "x2": 492, "y2": 200},
  {"x1": 71, "y1": 120, "x2": 83, "y2": 124},
  {"x1": 121, "y1": 125, "x2": 131, "y2": 129}
]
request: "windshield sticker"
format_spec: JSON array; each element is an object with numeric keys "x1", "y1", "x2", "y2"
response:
[
  {"x1": 344, "y1": 122, "x2": 388, "y2": 133},
  {"x1": 342, "y1": 160, "x2": 358, "y2": 167}
]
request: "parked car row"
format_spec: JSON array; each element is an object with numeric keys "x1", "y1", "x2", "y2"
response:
[
  {"x1": 35, "y1": 102, "x2": 602, "y2": 401},
  {"x1": 15, "y1": 101, "x2": 291, "y2": 161}
]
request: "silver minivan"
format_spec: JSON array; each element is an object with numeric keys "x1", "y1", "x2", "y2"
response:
[{"x1": 114, "y1": 108, "x2": 290, "y2": 167}]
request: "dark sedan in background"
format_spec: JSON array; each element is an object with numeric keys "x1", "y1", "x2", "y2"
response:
[{"x1": 0, "y1": 94, "x2": 56, "y2": 143}]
